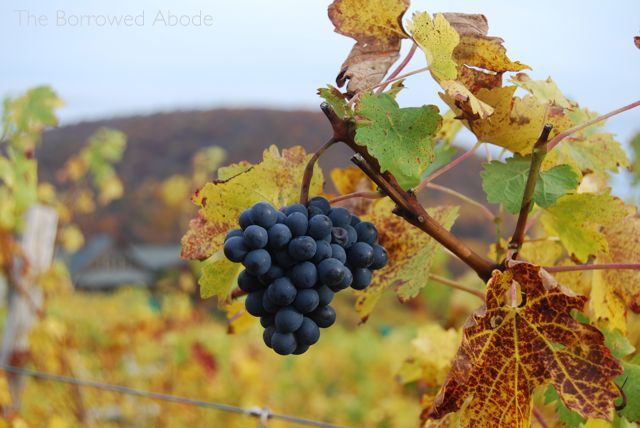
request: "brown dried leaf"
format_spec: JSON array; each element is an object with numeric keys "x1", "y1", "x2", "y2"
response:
[{"x1": 426, "y1": 263, "x2": 622, "y2": 427}]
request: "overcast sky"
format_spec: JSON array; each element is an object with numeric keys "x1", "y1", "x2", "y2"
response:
[{"x1": 1, "y1": 0, "x2": 639, "y2": 146}]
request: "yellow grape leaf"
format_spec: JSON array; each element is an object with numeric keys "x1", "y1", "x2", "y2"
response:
[
  {"x1": 408, "y1": 12, "x2": 460, "y2": 81},
  {"x1": 355, "y1": 199, "x2": 458, "y2": 321},
  {"x1": 97, "y1": 175, "x2": 123, "y2": 205},
  {"x1": 0, "y1": 372, "x2": 10, "y2": 406},
  {"x1": 398, "y1": 324, "x2": 459, "y2": 386},
  {"x1": 434, "y1": 110, "x2": 463, "y2": 143},
  {"x1": 426, "y1": 263, "x2": 622, "y2": 427},
  {"x1": 590, "y1": 269, "x2": 627, "y2": 334},
  {"x1": 181, "y1": 145, "x2": 323, "y2": 261},
  {"x1": 510, "y1": 73, "x2": 575, "y2": 109},
  {"x1": 519, "y1": 239, "x2": 564, "y2": 267},
  {"x1": 439, "y1": 80, "x2": 494, "y2": 119},
  {"x1": 330, "y1": 166, "x2": 375, "y2": 195},
  {"x1": 328, "y1": 0, "x2": 409, "y2": 93},
  {"x1": 540, "y1": 192, "x2": 628, "y2": 262},
  {"x1": 199, "y1": 251, "x2": 243, "y2": 300},
  {"x1": 453, "y1": 36, "x2": 529, "y2": 74},
  {"x1": 224, "y1": 300, "x2": 257, "y2": 334}
]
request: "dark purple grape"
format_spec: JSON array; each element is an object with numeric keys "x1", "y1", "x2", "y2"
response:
[
  {"x1": 262, "y1": 292, "x2": 280, "y2": 314},
  {"x1": 351, "y1": 268, "x2": 372, "y2": 290},
  {"x1": 276, "y1": 210, "x2": 287, "y2": 223},
  {"x1": 250, "y1": 202, "x2": 278, "y2": 228},
  {"x1": 224, "y1": 236, "x2": 248, "y2": 263},
  {"x1": 316, "y1": 285, "x2": 334, "y2": 306},
  {"x1": 355, "y1": 221, "x2": 378, "y2": 244},
  {"x1": 330, "y1": 244, "x2": 347, "y2": 264},
  {"x1": 292, "y1": 344, "x2": 310, "y2": 355},
  {"x1": 225, "y1": 229, "x2": 243, "y2": 241},
  {"x1": 350, "y1": 215, "x2": 361, "y2": 227},
  {"x1": 347, "y1": 242, "x2": 374, "y2": 268},
  {"x1": 293, "y1": 289, "x2": 320, "y2": 313},
  {"x1": 308, "y1": 196, "x2": 331, "y2": 215},
  {"x1": 239, "y1": 209, "x2": 253, "y2": 229},
  {"x1": 271, "y1": 332, "x2": 297, "y2": 355},
  {"x1": 260, "y1": 315, "x2": 275, "y2": 328},
  {"x1": 242, "y1": 249, "x2": 271, "y2": 275},
  {"x1": 243, "y1": 225, "x2": 268, "y2": 249},
  {"x1": 311, "y1": 240, "x2": 332, "y2": 263},
  {"x1": 331, "y1": 267, "x2": 352, "y2": 291},
  {"x1": 259, "y1": 264, "x2": 284, "y2": 283},
  {"x1": 266, "y1": 277, "x2": 297, "y2": 306},
  {"x1": 308, "y1": 215, "x2": 332, "y2": 239},
  {"x1": 296, "y1": 317, "x2": 320, "y2": 345},
  {"x1": 273, "y1": 249, "x2": 297, "y2": 268},
  {"x1": 328, "y1": 207, "x2": 351, "y2": 228},
  {"x1": 288, "y1": 236, "x2": 317, "y2": 261},
  {"x1": 345, "y1": 225, "x2": 358, "y2": 248},
  {"x1": 308, "y1": 205, "x2": 324, "y2": 218},
  {"x1": 370, "y1": 244, "x2": 388, "y2": 270},
  {"x1": 238, "y1": 270, "x2": 262, "y2": 293},
  {"x1": 310, "y1": 305, "x2": 336, "y2": 328},
  {"x1": 284, "y1": 212, "x2": 308, "y2": 237},
  {"x1": 290, "y1": 261, "x2": 318, "y2": 289},
  {"x1": 245, "y1": 290, "x2": 267, "y2": 316},
  {"x1": 263, "y1": 326, "x2": 276, "y2": 348},
  {"x1": 267, "y1": 223, "x2": 292, "y2": 249},
  {"x1": 317, "y1": 258, "x2": 345, "y2": 287},
  {"x1": 331, "y1": 227, "x2": 349, "y2": 247},
  {"x1": 284, "y1": 203, "x2": 308, "y2": 216},
  {"x1": 275, "y1": 307, "x2": 304, "y2": 333}
]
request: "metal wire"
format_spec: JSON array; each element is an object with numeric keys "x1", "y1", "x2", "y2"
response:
[{"x1": 1, "y1": 365, "x2": 348, "y2": 428}]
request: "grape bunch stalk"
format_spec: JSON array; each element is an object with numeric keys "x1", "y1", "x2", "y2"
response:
[{"x1": 223, "y1": 196, "x2": 388, "y2": 355}]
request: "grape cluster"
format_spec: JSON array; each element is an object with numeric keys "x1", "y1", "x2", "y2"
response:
[{"x1": 223, "y1": 196, "x2": 388, "y2": 355}]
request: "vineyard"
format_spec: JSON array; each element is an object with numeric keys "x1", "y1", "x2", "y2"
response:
[{"x1": 2, "y1": 1, "x2": 640, "y2": 427}]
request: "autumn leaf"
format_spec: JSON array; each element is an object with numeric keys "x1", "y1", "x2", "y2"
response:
[
  {"x1": 355, "y1": 93, "x2": 442, "y2": 189},
  {"x1": 408, "y1": 12, "x2": 460, "y2": 81},
  {"x1": 328, "y1": 0, "x2": 409, "y2": 93},
  {"x1": 317, "y1": 85, "x2": 352, "y2": 119},
  {"x1": 198, "y1": 251, "x2": 243, "y2": 300},
  {"x1": 181, "y1": 145, "x2": 323, "y2": 261},
  {"x1": 511, "y1": 73, "x2": 575, "y2": 109},
  {"x1": 224, "y1": 299, "x2": 258, "y2": 334},
  {"x1": 330, "y1": 166, "x2": 375, "y2": 195},
  {"x1": 355, "y1": 199, "x2": 458, "y2": 321},
  {"x1": 426, "y1": 263, "x2": 622, "y2": 427},
  {"x1": 398, "y1": 325, "x2": 459, "y2": 386}
]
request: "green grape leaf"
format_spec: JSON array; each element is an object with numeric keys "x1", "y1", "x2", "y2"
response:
[
  {"x1": 5, "y1": 86, "x2": 63, "y2": 151},
  {"x1": 540, "y1": 192, "x2": 628, "y2": 261},
  {"x1": 481, "y1": 155, "x2": 579, "y2": 213},
  {"x1": 199, "y1": 251, "x2": 243, "y2": 300},
  {"x1": 355, "y1": 199, "x2": 458, "y2": 321},
  {"x1": 543, "y1": 386, "x2": 586, "y2": 428},
  {"x1": 423, "y1": 141, "x2": 456, "y2": 178},
  {"x1": 617, "y1": 358, "x2": 640, "y2": 422},
  {"x1": 408, "y1": 12, "x2": 460, "y2": 81},
  {"x1": 181, "y1": 146, "x2": 323, "y2": 261},
  {"x1": 355, "y1": 93, "x2": 441, "y2": 189},
  {"x1": 510, "y1": 73, "x2": 575, "y2": 109},
  {"x1": 317, "y1": 85, "x2": 352, "y2": 119}
]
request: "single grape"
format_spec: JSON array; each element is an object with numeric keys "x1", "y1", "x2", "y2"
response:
[
  {"x1": 370, "y1": 244, "x2": 388, "y2": 270},
  {"x1": 350, "y1": 215, "x2": 361, "y2": 227},
  {"x1": 259, "y1": 264, "x2": 284, "y2": 284},
  {"x1": 288, "y1": 236, "x2": 317, "y2": 261},
  {"x1": 328, "y1": 207, "x2": 351, "y2": 228},
  {"x1": 284, "y1": 203, "x2": 308, "y2": 217},
  {"x1": 273, "y1": 249, "x2": 297, "y2": 268},
  {"x1": 243, "y1": 225, "x2": 268, "y2": 249},
  {"x1": 245, "y1": 290, "x2": 267, "y2": 316},
  {"x1": 317, "y1": 258, "x2": 345, "y2": 287},
  {"x1": 239, "y1": 209, "x2": 253, "y2": 229},
  {"x1": 308, "y1": 196, "x2": 331, "y2": 215},
  {"x1": 238, "y1": 270, "x2": 263, "y2": 293},
  {"x1": 271, "y1": 332, "x2": 297, "y2": 355},
  {"x1": 262, "y1": 292, "x2": 280, "y2": 314},
  {"x1": 275, "y1": 307, "x2": 304, "y2": 333},
  {"x1": 243, "y1": 249, "x2": 271, "y2": 275},
  {"x1": 331, "y1": 266, "x2": 352, "y2": 291},
  {"x1": 331, "y1": 227, "x2": 349, "y2": 247},
  {"x1": 347, "y1": 242, "x2": 374, "y2": 268},
  {"x1": 293, "y1": 288, "x2": 320, "y2": 313},
  {"x1": 293, "y1": 344, "x2": 310, "y2": 355},
  {"x1": 276, "y1": 210, "x2": 287, "y2": 223},
  {"x1": 308, "y1": 215, "x2": 332, "y2": 239},
  {"x1": 310, "y1": 305, "x2": 336, "y2": 328},
  {"x1": 330, "y1": 244, "x2": 347, "y2": 264},
  {"x1": 290, "y1": 261, "x2": 317, "y2": 289},
  {"x1": 316, "y1": 285, "x2": 334, "y2": 306},
  {"x1": 225, "y1": 229, "x2": 243, "y2": 241},
  {"x1": 295, "y1": 317, "x2": 320, "y2": 345},
  {"x1": 355, "y1": 221, "x2": 378, "y2": 244},
  {"x1": 263, "y1": 326, "x2": 276, "y2": 348},
  {"x1": 345, "y1": 225, "x2": 358, "y2": 248},
  {"x1": 267, "y1": 223, "x2": 292, "y2": 249},
  {"x1": 250, "y1": 202, "x2": 278, "y2": 228},
  {"x1": 266, "y1": 277, "x2": 297, "y2": 306},
  {"x1": 351, "y1": 268, "x2": 373, "y2": 290},
  {"x1": 311, "y1": 240, "x2": 332, "y2": 263},
  {"x1": 284, "y1": 212, "x2": 308, "y2": 237},
  {"x1": 224, "y1": 236, "x2": 248, "y2": 263},
  {"x1": 260, "y1": 314, "x2": 275, "y2": 328}
]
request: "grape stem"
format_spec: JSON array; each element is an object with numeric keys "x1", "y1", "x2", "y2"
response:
[
  {"x1": 429, "y1": 274, "x2": 485, "y2": 300},
  {"x1": 299, "y1": 138, "x2": 337, "y2": 205},
  {"x1": 375, "y1": 42, "x2": 418, "y2": 94},
  {"x1": 508, "y1": 124, "x2": 553, "y2": 258},
  {"x1": 544, "y1": 263, "x2": 640, "y2": 273},
  {"x1": 547, "y1": 99, "x2": 640, "y2": 151},
  {"x1": 414, "y1": 141, "x2": 482, "y2": 192},
  {"x1": 319, "y1": 102, "x2": 499, "y2": 281}
]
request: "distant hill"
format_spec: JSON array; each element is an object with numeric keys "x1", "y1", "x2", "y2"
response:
[{"x1": 38, "y1": 108, "x2": 497, "y2": 252}]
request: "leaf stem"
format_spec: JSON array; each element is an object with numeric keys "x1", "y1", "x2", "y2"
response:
[
  {"x1": 547, "y1": 99, "x2": 640, "y2": 151},
  {"x1": 544, "y1": 263, "x2": 640, "y2": 273},
  {"x1": 508, "y1": 124, "x2": 553, "y2": 256},
  {"x1": 329, "y1": 191, "x2": 382, "y2": 204},
  {"x1": 424, "y1": 183, "x2": 495, "y2": 221},
  {"x1": 369, "y1": 66, "x2": 429, "y2": 93},
  {"x1": 415, "y1": 142, "x2": 482, "y2": 192},
  {"x1": 532, "y1": 407, "x2": 549, "y2": 428},
  {"x1": 299, "y1": 138, "x2": 337, "y2": 205},
  {"x1": 429, "y1": 274, "x2": 485, "y2": 300},
  {"x1": 375, "y1": 42, "x2": 418, "y2": 94}
]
